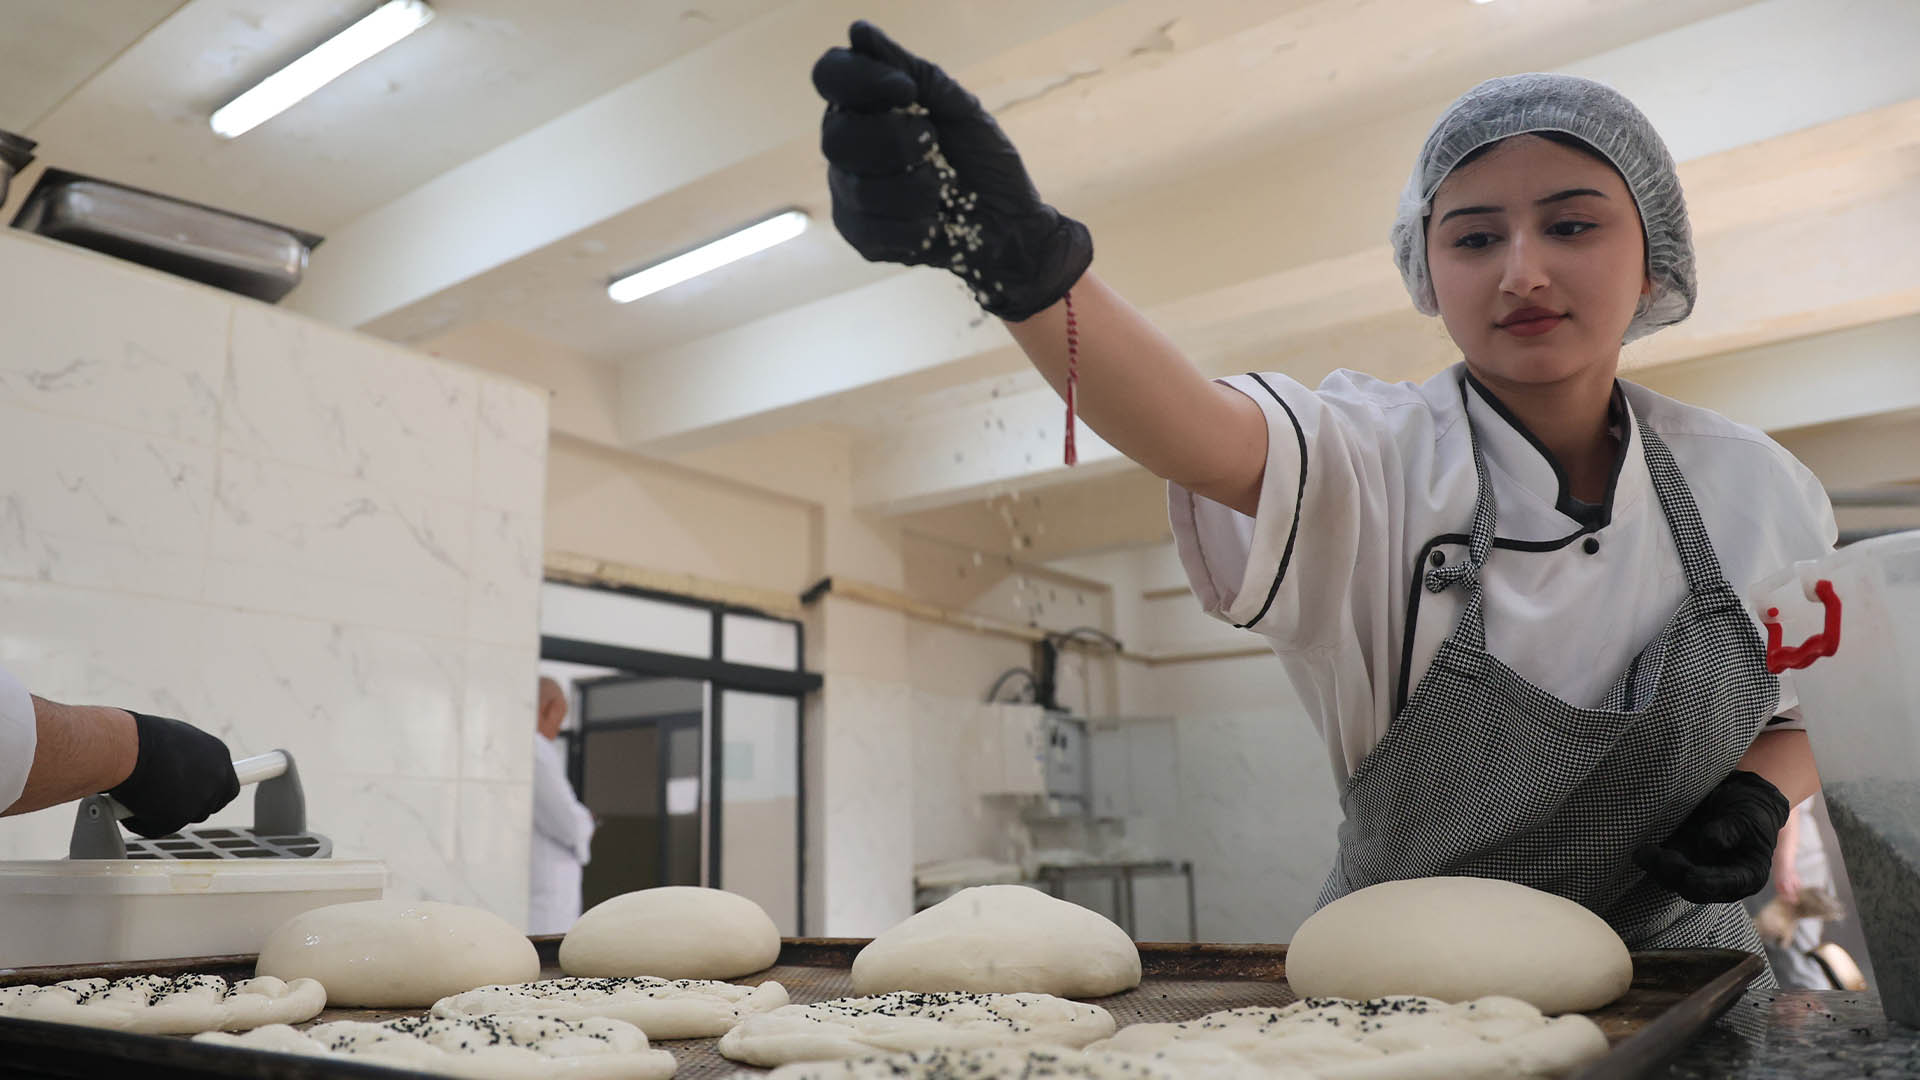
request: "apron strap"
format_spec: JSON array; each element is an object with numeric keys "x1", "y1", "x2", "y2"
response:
[
  {"x1": 1638, "y1": 428, "x2": 1730, "y2": 593},
  {"x1": 1426, "y1": 379, "x2": 1498, "y2": 651}
]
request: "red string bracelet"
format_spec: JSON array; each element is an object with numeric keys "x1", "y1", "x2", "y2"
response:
[{"x1": 1064, "y1": 289, "x2": 1078, "y2": 466}]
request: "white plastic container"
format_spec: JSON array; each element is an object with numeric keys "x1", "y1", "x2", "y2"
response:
[
  {"x1": 1752, "y1": 532, "x2": 1920, "y2": 787},
  {"x1": 1751, "y1": 530, "x2": 1920, "y2": 1023},
  {"x1": 0, "y1": 859, "x2": 385, "y2": 968}
]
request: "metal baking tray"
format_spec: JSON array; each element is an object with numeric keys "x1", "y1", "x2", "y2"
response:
[
  {"x1": 0, "y1": 937, "x2": 1763, "y2": 1079},
  {"x1": 9, "y1": 168, "x2": 322, "y2": 303}
]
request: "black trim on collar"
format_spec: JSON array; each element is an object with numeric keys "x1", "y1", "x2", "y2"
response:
[
  {"x1": 1593, "y1": 384, "x2": 1632, "y2": 531},
  {"x1": 1393, "y1": 525, "x2": 1600, "y2": 714},
  {"x1": 1236, "y1": 373, "x2": 1308, "y2": 631},
  {"x1": 1462, "y1": 372, "x2": 1630, "y2": 531}
]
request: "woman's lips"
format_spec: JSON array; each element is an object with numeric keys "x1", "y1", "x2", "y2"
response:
[{"x1": 1499, "y1": 314, "x2": 1565, "y2": 337}]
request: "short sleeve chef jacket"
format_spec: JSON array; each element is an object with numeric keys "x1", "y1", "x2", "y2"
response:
[
  {"x1": 0, "y1": 665, "x2": 36, "y2": 810},
  {"x1": 1170, "y1": 363, "x2": 1837, "y2": 789}
]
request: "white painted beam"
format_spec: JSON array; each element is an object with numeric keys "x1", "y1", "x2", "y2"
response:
[
  {"x1": 1778, "y1": 413, "x2": 1920, "y2": 491},
  {"x1": 1634, "y1": 314, "x2": 1920, "y2": 434},
  {"x1": 618, "y1": 270, "x2": 1014, "y2": 457},
  {"x1": 852, "y1": 376, "x2": 1130, "y2": 515}
]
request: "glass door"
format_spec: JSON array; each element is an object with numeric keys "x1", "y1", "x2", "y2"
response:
[
  {"x1": 576, "y1": 675, "x2": 707, "y2": 910},
  {"x1": 716, "y1": 689, "x2": 801, "y2": 935}
]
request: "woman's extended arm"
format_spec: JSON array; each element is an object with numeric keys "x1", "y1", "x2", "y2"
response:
[{"x1": 1004, "y1": 270, "x2": 1268, "y2": 515}]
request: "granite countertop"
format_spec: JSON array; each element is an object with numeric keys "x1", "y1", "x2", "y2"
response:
[{"x1": 1661, "y1": 989, "x2": 1920, "y2": 1078}]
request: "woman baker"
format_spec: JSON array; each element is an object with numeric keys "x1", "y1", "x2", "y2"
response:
[{"x1": 811, "y1": 23, "x2": 1832, "y2": 964}]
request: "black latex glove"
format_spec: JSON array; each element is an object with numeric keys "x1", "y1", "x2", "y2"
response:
[
  {"x1": 107, "y1": 711, "x2": 240, "y2": 839},
  {"x1": 811, "y1": 20, "x2": 1093, "y2": 321},
  {"x1": 1634, "y1": 770, "x2": 1790, "y2": 904}
]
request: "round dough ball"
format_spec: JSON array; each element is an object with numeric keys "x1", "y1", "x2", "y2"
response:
[
  {"x1": 560, "y1": 886, "x2": 780, "y2": 980},
  {"x1": 851, "y1": 884, "x2": 1141, "y2": 997},
  {"x1": 257, "y1": 900, "x2": 539, "y2": 1008},
  {"x1": 1286, "y1": 877, "x2": 1633, "y2": 1014}
]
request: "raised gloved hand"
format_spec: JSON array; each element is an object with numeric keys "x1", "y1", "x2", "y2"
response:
[
  {"x1": 108, "y1": 711, "x2": 240, "y2": 838},
  {"x1": 1634, "y1": 770, "x2": 1790, "y2": 904},
  {"x1": 811, "y1": 20, "x2": 1092, "y2": 321}
]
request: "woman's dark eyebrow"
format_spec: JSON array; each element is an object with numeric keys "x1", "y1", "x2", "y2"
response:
[
  {"x1": 1537, "y1": 187, "x2": 1609, "y2": 206},
  {"x1": 1437, "y1": 188, "x2": 1609, "y2": 225}
]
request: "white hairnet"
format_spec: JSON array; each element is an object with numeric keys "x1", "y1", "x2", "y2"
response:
[{"x1": 1391, "y1": 73, "x2": 1694, "y2": 345}]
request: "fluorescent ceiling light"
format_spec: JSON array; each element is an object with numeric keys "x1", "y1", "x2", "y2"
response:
[
  {"x1": 607, "y1": 210, "x2": 810, "y2": 304},
  {"x1": 211, "y1": 1, "x2": 434, "y2": 138}
]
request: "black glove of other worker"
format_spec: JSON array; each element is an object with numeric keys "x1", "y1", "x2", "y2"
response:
[
  {"x1": 811, "y1": 20, "x2": 1092, "y2": 321},
  {"x1": 1634, "y1": 770, "x2": 1790, "y2": 904},
  {"x1": 108, "y1": 712, "x2": 240, "y2": 838}
]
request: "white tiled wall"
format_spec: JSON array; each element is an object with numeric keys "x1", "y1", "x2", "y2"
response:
[
  {"x1": 0, "y1": 234, "x2": 546, "y2": 926},
  {"x1": 1048, "y1": 543, "x2": 1349, "y2": 944}
]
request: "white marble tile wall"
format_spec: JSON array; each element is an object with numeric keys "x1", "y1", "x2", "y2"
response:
[
  {"x1": 1136, "y1": 657, "x2": 1347, "y2": 944},
  {"x1": 815, "y1": 673, "x2": 916, "y2": 936},
  {"x1": 1167, "y1": 707, "x2": 1343, "y2": 942},
  {"x1": 0, "y1": 234, "x2": 546, "y2": 927},
  {"x1": 911, "y1": 691, "x2": 1027, "y2": 868}
]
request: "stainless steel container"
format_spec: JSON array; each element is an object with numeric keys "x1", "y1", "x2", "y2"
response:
[
  {"x1": 10, "y1": 168, "x2": 322, "y2": 303},
  {"x1": 0, "y1": 129, "x2": 34, "y2": 205}
]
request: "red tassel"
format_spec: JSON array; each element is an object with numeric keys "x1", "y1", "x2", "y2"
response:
[{"x1": 1064, "y1": 290, "x2": 1079, "y2": 466}]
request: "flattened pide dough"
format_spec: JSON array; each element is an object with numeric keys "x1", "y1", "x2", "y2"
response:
[
  {"x1": 434, "y1": 975, "x2": 788, "y2": 1039},
  {"x1": 718, "y1": 991, "x2": 1118, "y2": 1067},
  {"x1": 0, "y1": 974, "x2": 324, "y2": 1034}
]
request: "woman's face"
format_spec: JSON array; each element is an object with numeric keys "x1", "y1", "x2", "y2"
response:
[{"x1": 1426, "y1": 134, "x2": 1651, "y2": 389}]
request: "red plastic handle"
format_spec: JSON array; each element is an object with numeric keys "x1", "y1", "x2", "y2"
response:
[{"x1": 1763, "y1": 578, "x2": 1842, "y2": 674}]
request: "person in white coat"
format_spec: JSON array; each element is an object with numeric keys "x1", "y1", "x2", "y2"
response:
[
  {"x1": 812, "y1": 25, "x2": 1828, "y2": 971},
  {"x1": 529, "y1": 677, "x2": 595, "y2": 935}
]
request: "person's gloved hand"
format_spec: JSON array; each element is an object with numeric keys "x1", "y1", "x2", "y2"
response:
[
  {"x1": 811, "y1": 20, "x2": 1092, "y2": 321},
  {"x1": 1634, "y1": 771, "x2": 1790, "y2": 904},
  {"x1": 107, "y1": 712, "x2": 240, "y2": 838}
]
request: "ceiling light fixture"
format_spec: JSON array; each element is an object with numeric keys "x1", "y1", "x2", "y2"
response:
[
  {"x1": 607, "y1": 209, "x2": 810, "y2": 304},
  {"x1": 210, "y1": 0, "x2": 435, "y2": 138}
]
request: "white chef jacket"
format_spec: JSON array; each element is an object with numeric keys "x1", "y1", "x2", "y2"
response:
[
  {"x1": 0, "y1": 665, "x2": 34, "y2": 811},
  {"x1": 1171, "y1": 363, "x2": 1836, "y2": 789},
  {"x1": 529, "y1": 734, "x2": 596, "y2": 935}
]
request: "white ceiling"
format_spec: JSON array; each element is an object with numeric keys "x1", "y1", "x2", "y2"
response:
[
  {"x1": 0, "y1": 1, "x2": 186, "y2": 132},
  {"x1": 10, "y1": 0, "x2": 1920, "y2": 558},
  {"x1": 9, "y1": 0, "x2": 785, "y2": 232}
]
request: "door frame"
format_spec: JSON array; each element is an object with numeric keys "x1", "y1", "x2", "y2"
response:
[{"x1": 541, "y1": 579, "x2": 822, "y2": 932}]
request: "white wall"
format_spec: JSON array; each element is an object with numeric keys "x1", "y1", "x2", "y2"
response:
[
  {"x1": 1051, "y1": 542, "x2": 1343, "y2": 944},
  {"x1": 0, "y1": 234, "x2": 547, "y2": 925},
  {"x1": 545, "y1": 436, "x2": 816, "y2": 598}
]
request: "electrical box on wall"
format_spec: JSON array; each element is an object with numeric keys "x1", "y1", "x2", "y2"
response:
[
  {"x1": 979, "y1": 703, "x2": 1045, "y2": 798},
  {"x1": 980, "y1": 704, "x2": 1085, "y2": 809},
  {"x1": 1042, "y1": 712, "x2": 1086, "y2": 809}
]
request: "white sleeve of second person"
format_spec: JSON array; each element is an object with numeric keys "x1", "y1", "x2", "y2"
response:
[
  {"x1": 1168, "y1": 371, "x2": 1404, "y2": 650},
  {"x1": 0, "y1": 666, "x2": 33, "y2": 811},
  {"x1": 531, "y1": 739, "x2": 595, "y2": 864}
]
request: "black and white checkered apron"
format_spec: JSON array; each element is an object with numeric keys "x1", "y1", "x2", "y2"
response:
[{"x1": 1317, "y1": 393, "x2": 1778, "y2": 963}]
